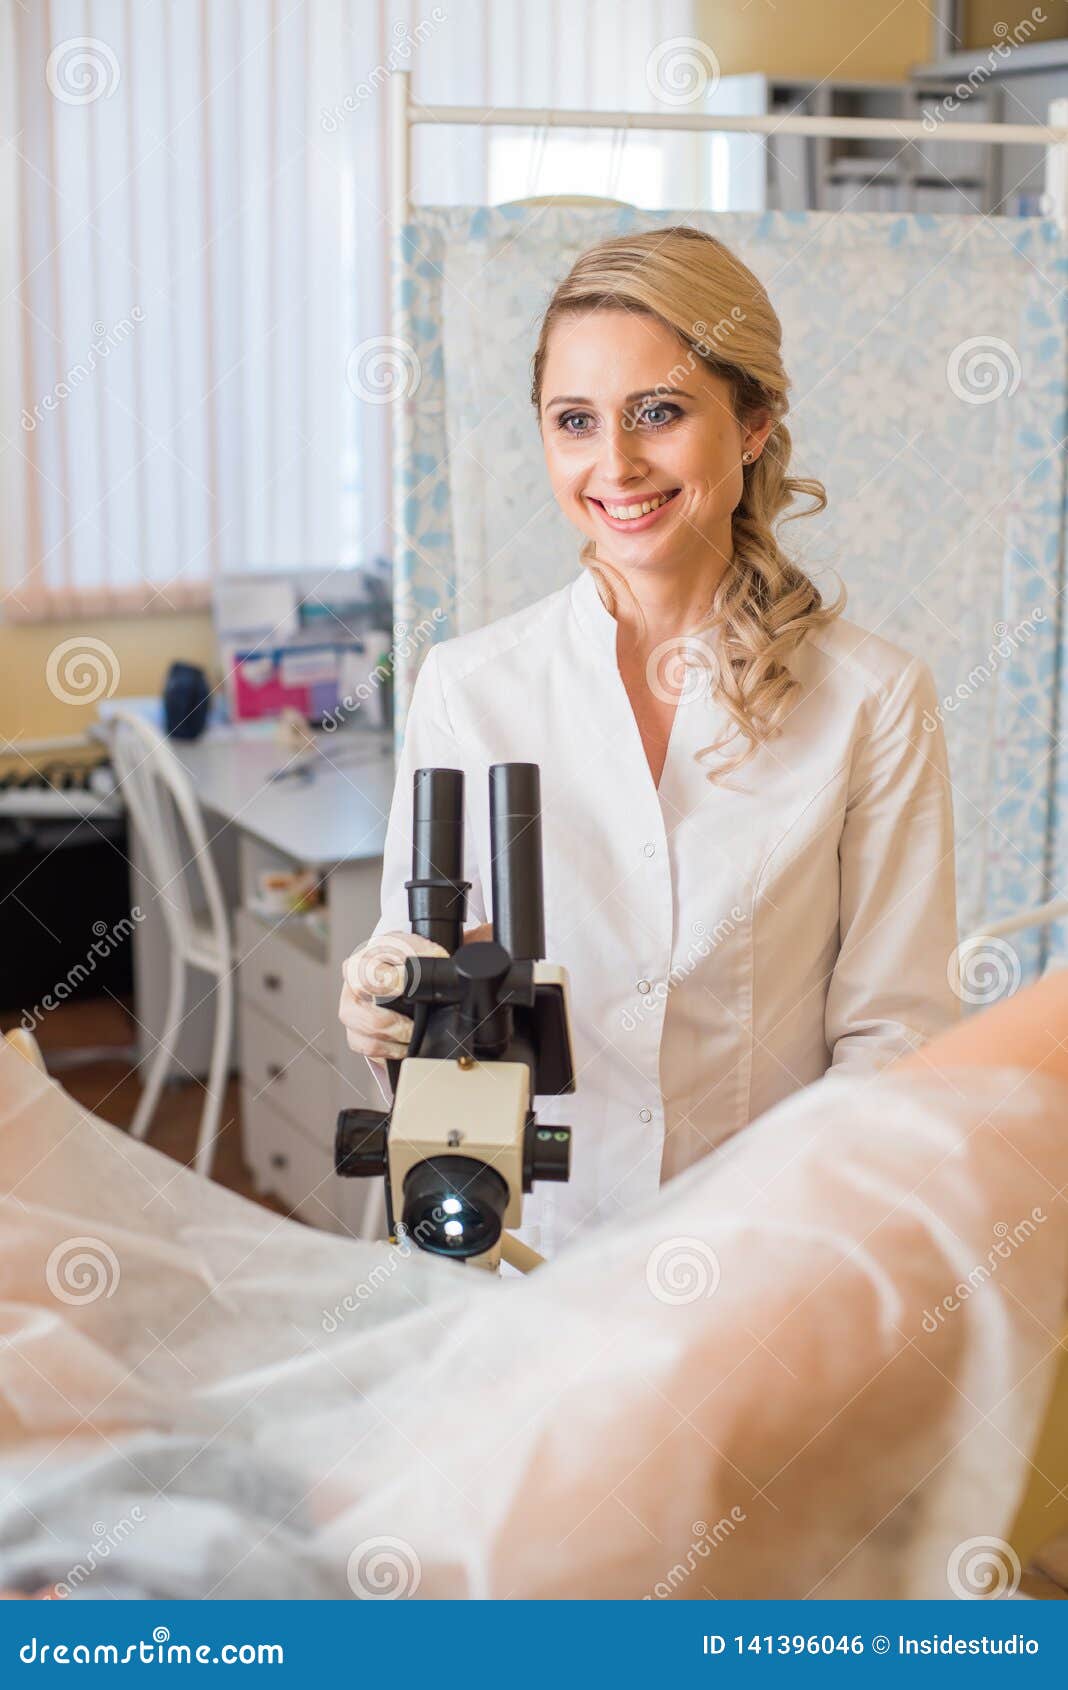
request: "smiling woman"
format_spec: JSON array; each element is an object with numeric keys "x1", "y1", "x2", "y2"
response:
[
  {"x1": 341, "y1": 222, "x2": 961, "y2": 1263},
  {"x1": 530, "y1": 224, "x2": 844, "y2": 780}
]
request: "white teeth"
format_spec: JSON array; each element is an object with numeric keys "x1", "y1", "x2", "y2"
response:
[{"x1": 601, "y1": 491, "x2": 673, "y2": 521}]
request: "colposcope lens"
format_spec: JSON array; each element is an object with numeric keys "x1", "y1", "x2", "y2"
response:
[{"x1": 400, "y1": 1155, "x2": 510, "y2": 1259}]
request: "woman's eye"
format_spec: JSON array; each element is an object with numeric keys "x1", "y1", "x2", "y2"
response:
[
  {"x1": 556, "y1": 403, "x2": 680, "y2": 435},
  {"x1": 635, "y1": 403, "x2": 679, "y2": 430}
]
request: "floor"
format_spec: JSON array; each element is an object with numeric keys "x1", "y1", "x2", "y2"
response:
[
  {"x1": 4, "y1": 992, "x2": 1067, "y2": 1600},
  {"x1": 1, "y1": 993, "x2": 287, "y2": 1217}
]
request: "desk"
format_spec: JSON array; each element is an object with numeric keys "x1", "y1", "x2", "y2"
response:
[{"x1": 100, "y1": 702, "x2": 395, "y2": 1236}]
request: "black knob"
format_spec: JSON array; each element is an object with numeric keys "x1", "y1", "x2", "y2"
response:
[
  {"x1": 526, "y1": 1122, "x2": 571, "y2": 1185},
  {"x1": 336, "y1": 1108, "x2": 391, "y2": 1178}
]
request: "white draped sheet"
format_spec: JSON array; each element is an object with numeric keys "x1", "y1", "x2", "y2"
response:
[{"x1": 1, "y1": 1041, "x2": 1066, "y2": 1600}]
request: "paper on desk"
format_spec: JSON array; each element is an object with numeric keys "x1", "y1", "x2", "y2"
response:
[
  {"x1": 0, "y1": 1042, "x2": 1066, "y2": 1600},
  {"x1": 214, "y1": 579, "x2": 298, "y2": 642}
]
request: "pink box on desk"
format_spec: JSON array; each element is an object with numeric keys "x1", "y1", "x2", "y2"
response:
[{"x1": 231, "y1": 646, "x2": 346, "y2": 722}]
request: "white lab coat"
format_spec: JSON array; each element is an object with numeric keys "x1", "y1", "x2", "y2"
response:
[{"x1": 366, "y1": 567, "x2": 960, "y2": 1259}]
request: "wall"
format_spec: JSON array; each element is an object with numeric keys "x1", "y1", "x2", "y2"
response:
[
  {"x1": 965, "y1": 2, "x2": 1067, "y2": 49},
  {"x1": 696, "y1": 0, "x2": 931, "y2": 81},
  {"x1": 0, "y1": 614, "x2": 217, "y2": 743},
  {"x1": 5, "y1": 0, "x2": 1053, "y2": 748}
]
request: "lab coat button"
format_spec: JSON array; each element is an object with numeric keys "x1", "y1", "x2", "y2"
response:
[
  {"x1": 643, "y1": 842, "x2": 655, "y2": 857},
  {"x1": 638, "y1": 1107, "x2": 653, "y2": 1122},
  {"x1": 637, "y1": 978, "x2": 651, "y2": 994}
]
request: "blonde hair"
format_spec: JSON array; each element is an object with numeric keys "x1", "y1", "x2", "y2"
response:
[{"x1": 530, "y1": 224, "x2": 844, "y2": 779}]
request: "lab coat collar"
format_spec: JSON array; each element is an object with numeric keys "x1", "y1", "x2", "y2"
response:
[
  {"x1": 570, "y1": 565, "x2": 619, "y2": 664},
  {"x1": 569, "y1": 563, "x2": 724, "y2": 670}
]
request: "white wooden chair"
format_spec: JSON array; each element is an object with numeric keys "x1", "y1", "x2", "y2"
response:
[{"x1": 107, "y1": 709, "x2": 233, "y2": 1178}]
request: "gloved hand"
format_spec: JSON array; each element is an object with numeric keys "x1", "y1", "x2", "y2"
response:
[{"x1": 338, "y1": 925, "x2": 493, "y2": 1059}]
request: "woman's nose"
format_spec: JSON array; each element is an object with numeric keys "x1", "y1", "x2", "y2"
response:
[{"x1": 597, "y1": 419, "x2": 648, "y2": 480}]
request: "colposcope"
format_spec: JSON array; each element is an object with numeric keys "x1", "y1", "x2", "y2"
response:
[{"x1": 335, "y1": 763, "x2": 576, "y2": 1272}]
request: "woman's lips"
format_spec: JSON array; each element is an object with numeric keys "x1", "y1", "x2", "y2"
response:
[{"x1": 586, "y1": 488, "x2": 681, "y2": 533}]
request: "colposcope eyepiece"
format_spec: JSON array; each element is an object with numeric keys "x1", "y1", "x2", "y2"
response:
[{"x1": 400, "y1": 1155, "x2": 511, "y2": 1259}]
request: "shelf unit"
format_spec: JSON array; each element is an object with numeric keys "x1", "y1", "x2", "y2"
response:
[{"x1": 705, "y1": 73, "x2": 1002, "y2": 214}]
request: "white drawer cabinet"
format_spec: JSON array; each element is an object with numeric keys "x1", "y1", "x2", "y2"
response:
[
  {"x1": 238, "y1": 996, "x2": 334, "y2": 1149},
  {"x1": 234, "y1": 907, "x2": 332, "y2": 1058},
  {"x1": 242, "y1": 1084, "x2": 365, "y2": 1235}
]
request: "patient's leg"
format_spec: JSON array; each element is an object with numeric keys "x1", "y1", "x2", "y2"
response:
[{"x1": 898, "y1": 966, "x2": 1068, "y2": 1087}]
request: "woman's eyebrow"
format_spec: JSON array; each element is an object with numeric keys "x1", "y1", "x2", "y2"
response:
[{"x1": 546, "y1": 387, "x2": 696, "y2": 408}]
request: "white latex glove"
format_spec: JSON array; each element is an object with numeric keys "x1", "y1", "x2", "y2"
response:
[{"x1": 338, "y1": 924, "x2": 494, "y2": 1060}]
